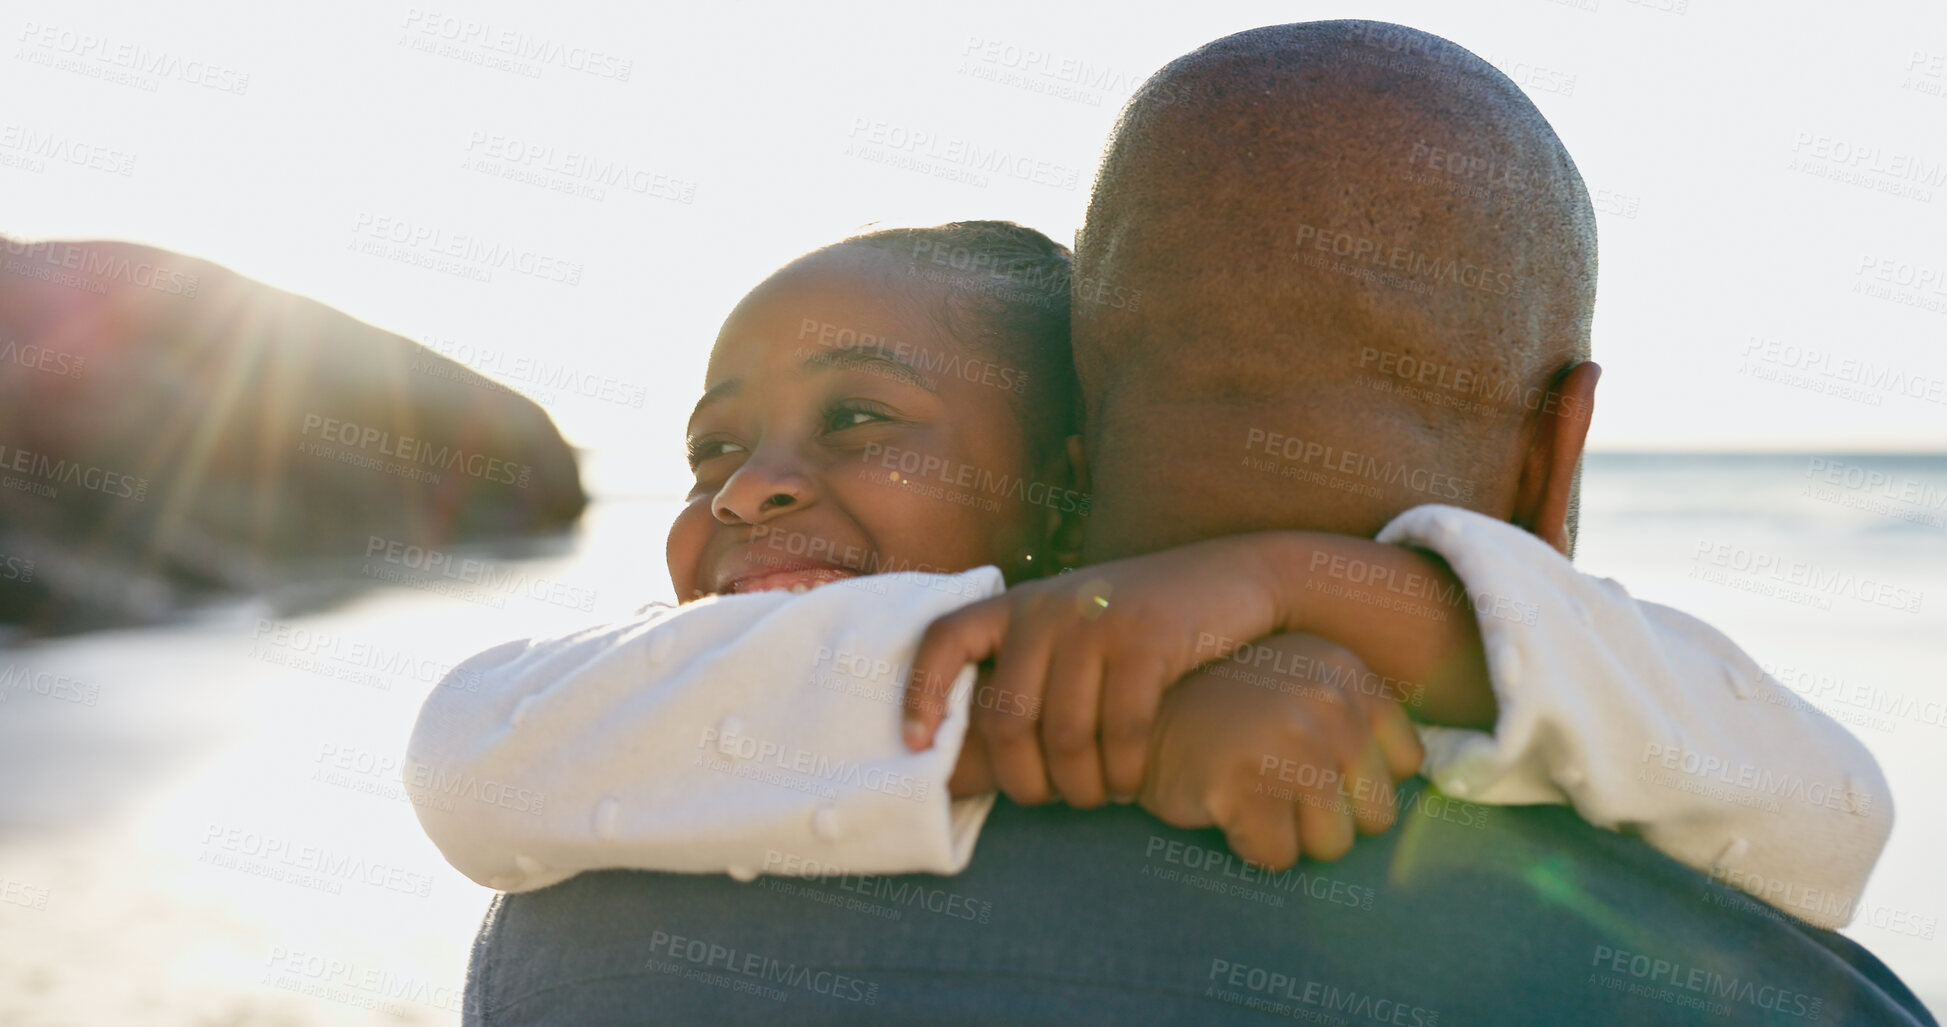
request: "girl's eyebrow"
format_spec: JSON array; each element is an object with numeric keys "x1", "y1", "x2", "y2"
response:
[
  {"x1": 801, "y1": 346, "x2": 936, "y2": 392},
  {"x1": 686, "y1": 379, "x2": 741, "y2": 430},
  {"x1": 686, "y1": 344, "x2": 937, "y2": 429}
]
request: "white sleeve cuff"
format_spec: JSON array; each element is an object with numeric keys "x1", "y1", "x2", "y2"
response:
[{"x1": 406, "y1": 568, "x2": 1004, "y2": 891}]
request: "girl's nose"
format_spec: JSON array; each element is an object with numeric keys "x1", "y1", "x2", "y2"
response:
[{"x1": 712, "y1": 455, "x2": 814, "y2": 525}]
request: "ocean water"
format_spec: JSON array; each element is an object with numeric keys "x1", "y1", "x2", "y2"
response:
[{"x1": 0, "y1": 453, "x2": 1939, "y2": 1024}]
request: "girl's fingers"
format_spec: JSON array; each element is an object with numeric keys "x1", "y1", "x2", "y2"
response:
[
  {"x1": 1220, "y1": 792, "x2": 1302, "y2": 872},
  {"x1": 972, "y1": 618, "x2": 1059, "y2": 805},
  {"x1": 1347, "y1": 741, "x2": 1399, "y2": 835},
  {"x1": 1041, "y1": 638, "x2": 1109, "y2": 808},
  {"x1": 1372, "y1": 701, "x2": 1426, "y2": 781},
  {"x1": 1099, "y1": 651, "x2": 1173, "y2": 802},
  {"x1": 1296, "y1": 783, "x2": 1357, "y2": 863},
  {"x1": 946, "y1": 724, "x2": 998, "y2": 798},
  {"x1": 904, "y1": 598, "x2": 1010, "y2": 750}
]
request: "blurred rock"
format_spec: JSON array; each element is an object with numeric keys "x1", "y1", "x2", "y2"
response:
[{"x1": 0, "y1": 237, "x2": 586, "y2": 635}]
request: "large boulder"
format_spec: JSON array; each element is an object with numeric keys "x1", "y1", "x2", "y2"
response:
[{"x1": 0, "y1": 237, "x2": 587, "y2": 635}]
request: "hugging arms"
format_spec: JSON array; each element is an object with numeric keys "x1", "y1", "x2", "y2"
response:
[{"x1": 408, "y1": 228, "x2": 1888, "y2": 926}]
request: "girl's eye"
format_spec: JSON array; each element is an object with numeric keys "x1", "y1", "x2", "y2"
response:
[
  {"x1": 822, "y1": 403, "x2": 893, "y2": 434},
  {"x1": 687, "y1": 437, "x2": 747, "y2": 468}
]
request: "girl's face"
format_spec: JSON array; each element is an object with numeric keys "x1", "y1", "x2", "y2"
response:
[{"x1": 667, "y1": 247, "x2": 1059, "y2": 601}]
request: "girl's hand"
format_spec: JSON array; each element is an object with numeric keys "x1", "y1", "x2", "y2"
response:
[
  {"x1": 904, "y1": 537, "x2": 1283, "y2": 807},
  {"x1": 1140, "y1": 634, "x2": 1424, "y2": 867}
]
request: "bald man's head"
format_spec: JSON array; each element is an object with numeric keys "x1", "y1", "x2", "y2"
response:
[{"x1": 1074, "y1": 21, "x2": 1598, "y2": 560}]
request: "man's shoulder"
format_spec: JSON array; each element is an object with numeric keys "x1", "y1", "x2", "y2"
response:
[{"x1": 471, "y1": 787, "x2": 1934, "y2": 1025}]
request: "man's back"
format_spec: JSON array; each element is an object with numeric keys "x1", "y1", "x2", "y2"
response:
[{"x1": 463, "y1": 780, "x2": 1934, "y2": 1025}]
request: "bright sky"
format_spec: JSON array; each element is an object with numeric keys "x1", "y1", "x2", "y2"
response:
[{"x1": 7, "y1": 0, "x2": 1946, "y2": 497}]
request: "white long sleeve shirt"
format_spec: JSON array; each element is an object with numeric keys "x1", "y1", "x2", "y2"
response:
[{"x1": 405, "y1": 505, "x2": 1892, "y2": 929}]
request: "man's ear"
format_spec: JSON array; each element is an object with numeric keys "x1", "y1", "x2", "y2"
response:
[
  {"x1": 1512, "y1": 361, "x2": 1599, "y2": 556},
  {"x1": 1044, "y1": 434, "x2": 1090, "y2": 571}
]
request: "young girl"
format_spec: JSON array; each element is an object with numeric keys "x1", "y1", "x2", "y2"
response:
[{"x1": 406, "y1": 221, "x2": 1888, "y2": 928}]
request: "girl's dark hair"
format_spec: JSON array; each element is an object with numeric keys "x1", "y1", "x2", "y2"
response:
[{"x1": 839, "y1": 221, "x2": 1079, "y2": 452}]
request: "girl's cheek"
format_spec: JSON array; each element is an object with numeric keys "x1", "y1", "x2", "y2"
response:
[{"x1": 665, "y1": 498, "x2": 716, "y2": 600}]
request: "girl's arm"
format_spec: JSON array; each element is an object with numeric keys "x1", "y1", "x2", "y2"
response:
[
  {"x1": 1363, "y1": 504, "x2": 1892, "y2": 931},
  {"x1": 907, "y1": 504, "x2": 1892, "y2": 930},
  {"x1": 403, "y1": 569, "x2": 1004, "y2": 892},
  {"x1": 1205, "y1": 505, "x2": 1892, "y2": 929},
  {"x1": 1241, "y1": 530, "x2": 1494, "y2": 730}
]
